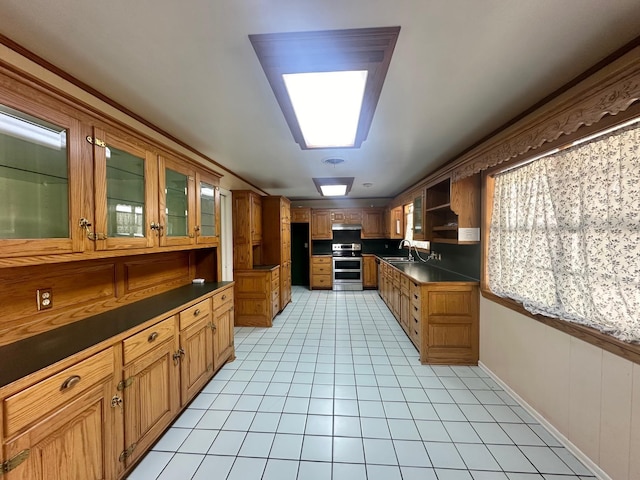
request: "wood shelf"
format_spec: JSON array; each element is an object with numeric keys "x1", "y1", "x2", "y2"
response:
[
  {"x1": 432, "y1": 225, "x2": 458, "y2": 231},
  {"x1": 426, "y1": 203, "x2": 451, "y2": 212}
]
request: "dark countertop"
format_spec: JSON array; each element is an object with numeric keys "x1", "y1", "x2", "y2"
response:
[
  {"x1": 378, "y1": 256, "x2": 479, "y2": 284},
  {"x1": 0, "y1": 281, "x2": 234, "y2": 389}
]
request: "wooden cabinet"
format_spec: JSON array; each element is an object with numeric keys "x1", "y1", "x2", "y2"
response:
[
  {"x1": 331, "y1": 209, "x2": 362, "y2": 224},
  {"x1": 377, "y1": 259, "x2": 479, "y2": 365},
  {"x1": 1, "y1": 347, "x2": 122, "y2": 480},
  {"x1": 212, "y1": 286, "x2": 235, "y2": 371},
  {"x1": 0, "y1": 98, "x2": 86, "y2": 259},
  {"x1": 311, "y1": 209, "x2": 332, "y2": 239},
  {"x1": 389, "y1": 206, "x2": 404, "y2": 239},
  {"x1": 158, "y1": 154, "x2": 196, "y2": 247},
  {"x1": 121, "y1": 316, "x2": 180, "y2": 467},
  {"x1": 92, "y1": 127, "x2": 158, "y2": 251},
  {"x1": 232, "y1": 190, "x2": 263, "y2": 269},
  {"x1": 310, "y1": 256, "x2": 332, "y2": 289},
  {"x1": 194, "y1": 171, "x2": 221, "y2": 245},
  {"x1": 234, "y1": 267, "x2": 279, "y2": 327},
  {"x1": 291, "y1": 207, "x2": 310, "y2": 223},
  {"x1": 362, "y1": 255, "x2": 378, "y2": 288},
  {"x1": 178, "y1": 299, "x2": 213, "y2": 405},
  {"x1": 262, "y1": 196, "x2": 292, "y2": 312},
  {"x1": 424, "y1": 175, "x2": 480, "y2": 244},
  {"x1": 361, "y1": 208, "x2": 385, "y2": 238},
  {"x1": 412, "y1": 190, "x2": 425, "y2": 240}
]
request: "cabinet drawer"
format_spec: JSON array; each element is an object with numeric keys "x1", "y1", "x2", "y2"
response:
[
  {"x1": 271, "y1": 269, "x2": 280, "y2": 281},
  {"x1": 312, "y1": 274, "x2": 332, "y2": 288},
  {"x1": 4, "y1": 347, "x2": 114, "y2": 437},
  {"x1": 272, "y1": 288, "x2": 280, "y2": 303},
  {"x1": 312, "y1": 264, "x2": 332, "y2": 275},
  {"x1": 212, "y1": 288, "x2": 233, "y2": 310},
  {"x1": 312, "y1": 256, "x2": 331, "y2": 265},
  {"x1": 180, "y1": 298, "x2": 211, "y2": 330},
  {"x1": 124, "y1": 317, "x2": 175, "y2": 364},
  {"x1": 401, "y1": 275, "x2": 410, "y2": 292}
]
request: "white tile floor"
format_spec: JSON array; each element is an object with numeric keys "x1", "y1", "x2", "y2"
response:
[{"x1": 127, "y1": 287, "x2": 596, "y2": 480}]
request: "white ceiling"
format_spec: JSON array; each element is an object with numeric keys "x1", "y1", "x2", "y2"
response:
[{"x1": 2, "y1": 0, "x2": 640, "y2": 199}]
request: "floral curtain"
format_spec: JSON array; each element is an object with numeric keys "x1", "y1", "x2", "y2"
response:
[{"x1": 488, "y1": 122, "x2": 640, "y2": 343}]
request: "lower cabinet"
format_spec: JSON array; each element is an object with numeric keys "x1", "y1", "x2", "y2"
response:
[
  {"x1": 0, "y1": 284, "x2": 235, "y2": 480},
  {"x1": 310, "y1": 255, "x2": 332, "y2": 289},
  {"x1": 179, "y1": 299, "x2": 214, "y2": 406},
  {"x1": 234, "y1": 267, "x2": 280, "y2": 327},
  {"x1": 1, "y1": 347, "x2": 122, "y2": 480},
  {"x1": 377, "y1": 260, "x2": 479, "y2": 365},
  {"x1": 363, "y1": 255, "x2": 378, "y2": 288},
  {"x1": 121, "y1": 317, "x2": 180, "y2": 468},
  {"x1": 212, "y1": 285, "x2": 235, "y2": 371}
]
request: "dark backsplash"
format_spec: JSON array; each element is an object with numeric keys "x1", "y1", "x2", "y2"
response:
[
  {"x1": 311, "y1": 239, "x2": 480, "y2": 280},
  {"x1": 429, "y1": 242, "x2": 481, "y2": 280}
]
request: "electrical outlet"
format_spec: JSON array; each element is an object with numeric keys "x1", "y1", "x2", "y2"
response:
[{"x1": 37, "y1": 288, "x2": 53, "y2": 310}]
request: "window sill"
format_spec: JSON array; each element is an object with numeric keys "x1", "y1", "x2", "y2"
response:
[{"x1": 481, "y1": 288, "x2": 640, "y2": 365}]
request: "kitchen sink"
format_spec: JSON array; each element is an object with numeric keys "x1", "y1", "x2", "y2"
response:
[{"x1": 381, "y1": 256, "x2": 415, "y2": 263}]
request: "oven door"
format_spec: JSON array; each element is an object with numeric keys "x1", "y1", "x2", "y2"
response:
[{"x1": 332, "y1": 257, "x2": 363, "y2": 291}]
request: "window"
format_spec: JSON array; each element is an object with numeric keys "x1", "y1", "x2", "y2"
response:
[{"x1": 487, "y1": 121, "x2": 640, "y2": 343}]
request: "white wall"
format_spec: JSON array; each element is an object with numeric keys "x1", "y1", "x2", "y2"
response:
[{"x1": 480, "y1": 297, "x2": 640, "y2": 480}]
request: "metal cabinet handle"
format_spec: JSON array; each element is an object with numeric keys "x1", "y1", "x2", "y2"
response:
[
  {"x1": 60, "y1": 375, "x2": 81, "y2": 391},
  {"x1": 194, "y1": 309, "x2": 200, "y2": 316},
  {"x1": 148, "y1": 332, "x2": 158, "y2": 343},
  {"x1": 221, "y1": 295, "x2": 227, "y2": 300},
  {"x1": 209, "y1": 322, "x2": 217, "y2": 332}
]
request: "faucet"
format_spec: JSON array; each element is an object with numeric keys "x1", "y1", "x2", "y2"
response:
[{"x1": 398, "y1": 239, "x2": 413, "y2": 261}]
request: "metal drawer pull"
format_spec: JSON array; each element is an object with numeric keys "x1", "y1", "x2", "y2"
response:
[
  {"x1": 221, "y1": 295, "x2": 227, "y2": 300},
  {"x1": 148, "y1": 332, "x2": 158, "y2": 343},
  {"x1": 60, "y1": 375, "x2": 81, "y2": 391},
  {"x1": 194, "y1": 309, "x2": 200, "y2": 316}
]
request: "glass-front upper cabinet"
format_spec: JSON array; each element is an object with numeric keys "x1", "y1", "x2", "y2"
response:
[
  {"x1": 195, "y1": 171, "x2": 220, "y2": 245},
  {"x1": 412, "y1": 190, "x2": 424, "y2": 240},
  {"x1": 158, "y1": 155, "x2": 195, "y2": 247},
  {"x1": 0, "y1": 101, "x2": 85, "y2": 258},
  {"x1": 91, "y1": 127, "x2": 157, "y2": 250}
]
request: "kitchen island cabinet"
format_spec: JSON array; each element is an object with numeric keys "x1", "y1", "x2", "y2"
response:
[
  {"x1": 234, "y1": 266, "x2": 280, "y2": 327},
  {"x1": 378, "y1": 258, "x2": 479, "y2": 365}
]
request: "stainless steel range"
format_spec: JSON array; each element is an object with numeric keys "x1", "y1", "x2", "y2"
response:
[{"x1": 332, "y1": 243, "x2": 363, "y2": 291}]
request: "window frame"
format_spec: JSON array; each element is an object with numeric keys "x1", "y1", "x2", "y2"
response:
[{"x1": 481, "y1": 106, "x2": 640, "y2": 364}]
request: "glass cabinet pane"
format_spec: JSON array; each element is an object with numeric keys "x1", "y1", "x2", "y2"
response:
[
  {"x1": 199, "y1": 181, "x2": 216, "y2": 236},
  {"x1": 0, "y1": 105, "x2": 69, "y2": 239},
  {"x1": 413, "y1": 195, "x2": 423, "y2": 235},
  {"x1": 165, "y1": 168, "x2": 188, "y2": 237},
  {"x1": 106, "y1": 146, "x2": 145, "y2": 238}
]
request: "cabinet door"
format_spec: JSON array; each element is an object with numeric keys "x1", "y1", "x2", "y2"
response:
[
  {"x1": 158, "y1": 155, "x2": 195, "y2": 247},
  {"x1": 251, "y1": 193, "x2": 262, "y2": 244},
  {"x1": 311, "y1": 210, "x2": 332, "y2": 239},
  {"x1": 213, "y1": 303, "x2": 235, "y2": 371},
  {"x1": 361, "y1": 209, "x2": 384, "y2": 238},
  {"x1": 0, "y1": 102, "x2": 86, "y2": 258},
  {"x1": 123, "y1": 338, "x2": 179, "y2": 467},
  {"x1": 92, "y1": 127, "x2": 158, "y2": 250},
  {"x1": 389, "y1": 206, "x2": 404, "y2": 239},
  {"x1": 363, "y1": 256, "x2": 377, "y2": 288},
  {"x1": 2, "y1": 380, "x2": 120, "y2": 480},
  {"x1": 412, "y1": 192, "x2": 424, "y2": 240},
  {"x1": 195, "y1": 171, "x2": 220, "y2": 244},
  {"x1": 180, "y1": 315, "x2": 213, "y2": 405}
]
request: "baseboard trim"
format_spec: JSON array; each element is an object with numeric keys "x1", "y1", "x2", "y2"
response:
[{"x1": 477, "y1": 361, "x2": 610, "y2": 480}]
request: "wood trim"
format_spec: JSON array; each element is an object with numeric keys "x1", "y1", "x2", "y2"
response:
[{"x1": 0, "y1": 34, "x2": 268, "y2": 195}]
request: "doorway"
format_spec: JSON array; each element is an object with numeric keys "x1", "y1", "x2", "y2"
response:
[{"x1": 291, "y1": 223, "x2": 310, "y2": 287}]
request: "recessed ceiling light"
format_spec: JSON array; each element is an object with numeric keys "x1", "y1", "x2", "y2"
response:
[
  {"x1": 312, "y1": 177, "x2": 354, "y2": 197},
  {"x1": 249, "y1": 27, "x2": 400, "y2": 150}
]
